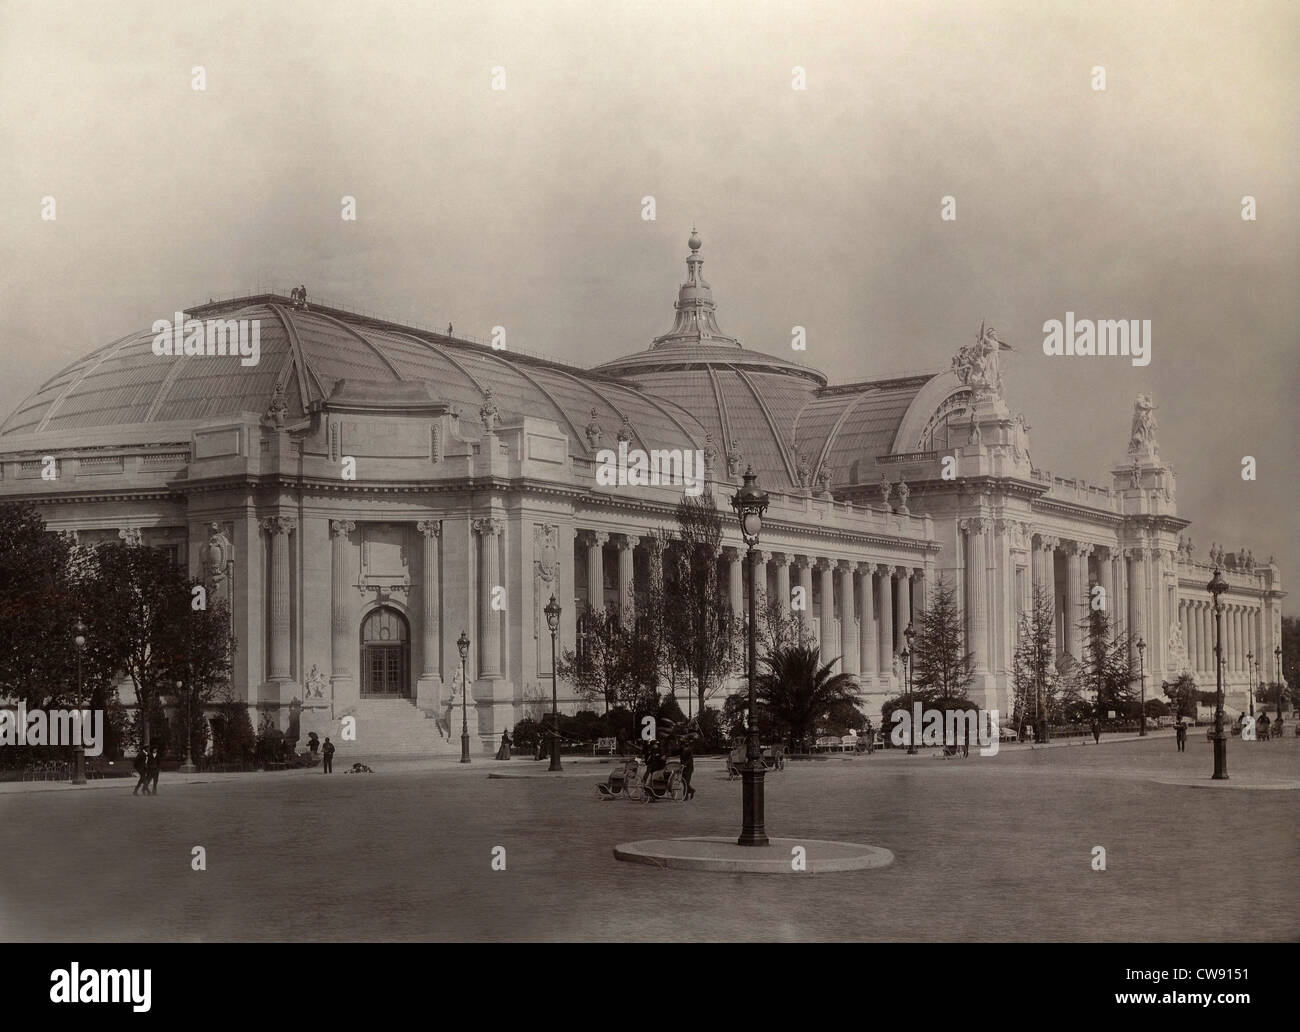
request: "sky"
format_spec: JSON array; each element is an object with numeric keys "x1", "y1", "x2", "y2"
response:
[{"x1": 1, "y1": 0, "x2": 1296, "y2": 609}]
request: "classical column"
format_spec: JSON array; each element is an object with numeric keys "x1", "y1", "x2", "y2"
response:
[
  {"x1": 963, "y1": 520, "x2": 989, "y2": 674},
  {"x1": 330, "y1": 519, "x2": 355, "y2": 689},
  {"x1": 618, "y1": 534, "x2": 639, "y2": 627},
  {"x1": 1233, "y1": 606, "x2": 1243, "y2": 672},
  {"x1": 895, "y1": 565, "x2": 912, "y2": 645},
  {"x1": 415, "y1": 520, "x2": 442, "y2": 698},
  {"x1": 1064, "y1": 542, "x2": 1082, "y2": 660},
  {"x1": 474, "y1": 518, "x2": 503, "y2": 678},
  {"x1": 1200, "y1": 601, "x2": 1212, "y2": 673},
  {"x1": 1129, "y1": 548, "x2": 1148, "y2": 657},
  {"x1": 1099, "y1": 548, "x2": 1114, "y2": 624},
  {"x1": 772, "y1": 554, "x2": 792, "y2": 619},
  {"x1": 263, "y1": 516, "x2": 297, "y2": 682},
  {"x1": 838, "y1": 561, "x2": 858, "y2": 675},
  {"x1": 725, "y1": 547, "x2": 745, "y2": 623},
  {"x1": 818, "y1": 560, "x2": 836, "y2": 651},
  {"x1": 796, "y1": 557, "x2": 815, "y2": 637},
  {"x1": 582, "y1": 531, "x2": 608, "y2": 612},
  {"x1": 876, "y1": 564, "x2": 894, "y2": 682},
  {"x1": 1041, "y1": 537, "x2": 1058, "y2": 655},
  {"x1": 857, "y1": 563, "x2": 877, "y2": 680}
]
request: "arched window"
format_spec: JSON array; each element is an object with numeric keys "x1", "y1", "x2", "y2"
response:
[
  {"x1": 360, "y1": 606, "x2": 410, "y2": 697},
  {"x1": 918, "y1": 389, "x2": 974, "y2": 451}
]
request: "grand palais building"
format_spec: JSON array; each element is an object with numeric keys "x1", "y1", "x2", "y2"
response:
[{"x1": 0, "y1": 231, "x2": 1285, "y2": 753}]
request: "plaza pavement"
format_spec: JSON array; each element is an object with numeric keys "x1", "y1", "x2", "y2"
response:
[{"x1": 1, "y1": 734, "x2": 1295, "y2": 942}]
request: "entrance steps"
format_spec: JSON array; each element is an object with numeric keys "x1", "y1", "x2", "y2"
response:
[{"x1": 339, "y1": 698, "x2": 464, "y2": 757}]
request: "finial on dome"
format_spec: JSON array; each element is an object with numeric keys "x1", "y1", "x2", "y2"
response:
[{"x1": 688, "y1": 224, "x2": 701, "y2": 252}]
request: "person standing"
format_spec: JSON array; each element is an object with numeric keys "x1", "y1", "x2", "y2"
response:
[
  {"x1": 146, "y1": 744, "x2": 162, "y2": 794},
  {"x1": 1175, "y1": 718, "x2": 1187, "y2": 752},
  {"x1": 679, "y1": 736, "x2": 695, "y2": 800},
  {"x1": 321, "y1": 736, "x2": 335, "y2": 774},
  {"x1": 495, "y1": 730, "x2": 513, "y2": 761},
  {"x1": 132, "y1": 746, "x2": 149, "y2": 796},
  {"x1": 1091, "y1": 716, "x2": 1101, "y2": 745}
]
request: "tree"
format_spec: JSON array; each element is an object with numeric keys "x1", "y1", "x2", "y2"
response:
[
  {"x1": 1072, "y1": 598, "x2": 1135, "y2": 721},
  {"x1": 1014, "y1": 587, "x2": 1059, "y2": 739},
  {"x1": 753, "y1": 643, "x2": 860, "y2": 751},
  {"x1": 1162, "y1": 673, "x2": 1197, "y2": 719},
  {"x1": 80, "y1": 541, "x2": 233, "y2": 749},
  {"x1": 910, "y1": 578, "x2": 974, "y2": 704},
  {"x1": 0, "y1": 504, "x2": 87, "y2": 711},
  {"x1": 558, "y1": 605, "x2": 632, "y2": 714},
  {"x1": 662, "y1": 495, "x2": 740, "y2": 715}
]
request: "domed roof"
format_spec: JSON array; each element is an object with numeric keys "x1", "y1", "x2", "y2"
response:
[
  {"x1": 0, "y1": 300, "x2": 709, "y2": 459},
  {"x1": 593, "y1": 230, "x2": 825, "y2": 385}
]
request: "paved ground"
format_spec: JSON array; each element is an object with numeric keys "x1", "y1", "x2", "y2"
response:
[{"x1": 1, "y1": 735, "x2": 1295, "y2": 941}]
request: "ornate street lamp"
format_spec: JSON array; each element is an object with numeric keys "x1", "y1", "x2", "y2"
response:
[
  {"x1": 730, "y1": 466, "x2": 769, "y2": 846},
  {"x1": 1246, "y1": 652, "x2": 1255, "y2": 717},
  {"x1": 457, "y1": 631, "x2": 471, "y2": 764},
  {"x1": 545, "y1": 595, "x2": 563, "y2": 772},
  {"x1": 71, "y1": 620, "x2": 87, "y2": 785},
  {"x1": 1276, "y1": 645, "x2": 1283, "y2": 721},
  {"x1": 903, "y1": 622, "x2": 917, "y2": 754},
  {"x1": 1136, "y1": 637, "x2": 1146, "y2": 736},
  {"x1": 1207, "y1": 567, "x2": 1229, "y2": 779}
]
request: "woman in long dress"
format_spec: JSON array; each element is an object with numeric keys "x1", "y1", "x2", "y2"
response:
[{"x1": 495, "y1": 730, "x2": 512, "y2": 760}]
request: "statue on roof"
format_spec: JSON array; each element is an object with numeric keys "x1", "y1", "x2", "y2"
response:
[
  {"x1": 702, "y1": 431, "x2": 718, "y2": 478},
  {"x1": 584, "y1": 409, "x2": 604, "y2": 450},
  {"x1": 266, "y1": 381, "x2": 288, "y2": 429},
  {"x1": 816, "y1": 464, "x2": 833, "y2": 498},
  {"x1": 726, "y1": 442, "x2": 742, "y2": 479},
  {"x1": 1128, "y1": 393, "x2": 1159, "y2": 457},
  {"x1": 616, "y1": 415, "x2": 633, "y2": 444},
  {"x1": 895, "y1": 477, "x2": 910, "y2": 512},
  {"x1": 793, "y1": 448, "x2": 812, "y2": 490},
  {"x1": 878, "y1": 473, "x2": 892, "y2": 507},
  {"x1": 479, "y1": 388, "x2": 500, "y2": 433},
  {"x1": 952, "y1": 321, "x2": 1012, "y2": 397}
]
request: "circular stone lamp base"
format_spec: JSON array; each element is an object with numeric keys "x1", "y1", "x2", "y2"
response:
[
  {"x1": 613, "y1": 836, "x2": 894, "y2": 873},
  {"x1": 1151, "y1": 775, "x2": 1300, "y2": 790}
]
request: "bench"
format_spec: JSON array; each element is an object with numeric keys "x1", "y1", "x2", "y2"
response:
[{"x1": 594, "y1": 737, "x2": 617, "y2": 756}]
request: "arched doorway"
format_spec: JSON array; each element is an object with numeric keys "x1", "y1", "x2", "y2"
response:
[{"x1": 360, "y1": 606, "x2": 410, "y2": 698}]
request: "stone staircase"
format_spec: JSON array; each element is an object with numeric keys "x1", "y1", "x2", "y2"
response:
[{"x1": 338, "y1": 698, "x2": 464, "y2": 757}]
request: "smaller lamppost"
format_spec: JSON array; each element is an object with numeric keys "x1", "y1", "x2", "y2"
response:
[
  {"x1": 457, "y1": 631, "x2": 471, "y2": 763},
  {"x1": 1246, "y1": 652, "x2": 1254, "y2": 718},
  {"x1": 903, "y1": 622, "x2": 916, "y2": 754},
  {"x1": 179, "y1": 678, "x2": 196, "y2": 773},
  {"x1": 1208, "y1": 567, "x2": 1229, "y2": 780},
  {"x1": 1276, "y1": 645, "x2": 1284, "y2": 721},
  {"x1": 545, "y1": 595, "x2": 563, "y2": 772},
  {"x1": 1136, "y1": 637, "x2": 1146, "y2": 736},
  {"x1": 71, "y1": 620, "x2": 87, "y2": 785}
]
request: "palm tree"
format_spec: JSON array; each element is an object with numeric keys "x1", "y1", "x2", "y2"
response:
[{"x1": 754, "y1": 644, "x2": 860, "y2": 751}]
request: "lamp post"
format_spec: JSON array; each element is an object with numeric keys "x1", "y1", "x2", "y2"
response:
[
  {"x1": 1136, "y1": 637, "x2": 1146, "y2": 736},
  {"x1": 1208, "y1": 567, "x2": 1229, "y2": 779},
  {"x1": 545, "y1": 595, "x2": 563, "y2": 772},
  {"x1": 730, "y1": 466, "x2": 769, "y2": 847},
  {"x1": 178, "y1": 677, "x2": 196, "y2": 773},
  {"x1": 1246, "y1": 652, "x2": 1255, "y2": 717},
  {"x1": 71, "y1": 620, "x2": 86, "y2": 785},
  {"x1": 903, "y1": 622, "x2": 916, "y2": 754},
  {"x1": 457, "y1": 631, "x2": 471, "y2": 763},
  {"x1": 1276, "y1": 645, "x2": 1283, "y2": 721}
]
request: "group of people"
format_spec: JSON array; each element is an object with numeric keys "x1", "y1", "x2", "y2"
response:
[
  {"x1": 305, "y1": 731, "x2": 336, "y2": 772},
  {"x1": 640, "y1": 736, "x2": 695, "y2": 800},
  {"x1": 132, "y1": 745, "x2": 162, "y2": 795}
]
